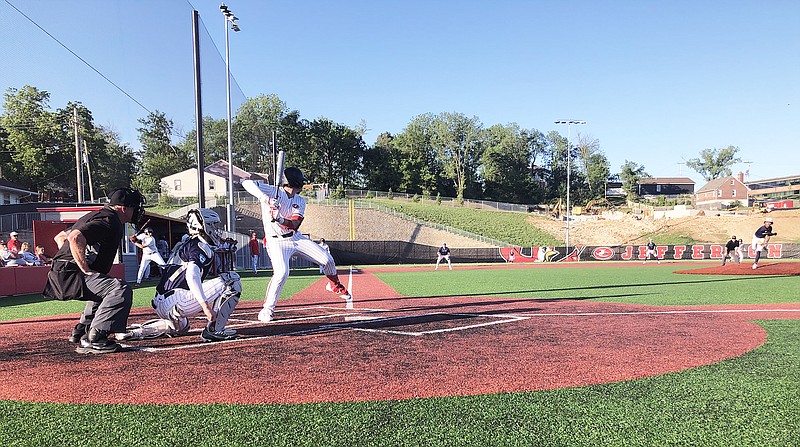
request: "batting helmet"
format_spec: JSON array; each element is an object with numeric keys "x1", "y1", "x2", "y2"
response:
[{"x1": 282, "y1": 167, "x2": 306, "y2": 188}]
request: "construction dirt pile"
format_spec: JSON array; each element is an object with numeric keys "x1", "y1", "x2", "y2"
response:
[
  {"x1": 261, "y1": 204, "x2": 800, "y2": 248},
  {"x1": 527, "y1": 209, "x2": 800, "y2": 246}
]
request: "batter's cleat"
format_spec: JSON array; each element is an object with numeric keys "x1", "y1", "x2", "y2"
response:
[
  {"x1": 258, "y1": 309, "x2": 273, "y2": 323},
  {"x1": 752, "y1": 263, "x2": 758, "y2": 270},
  {"x1": 75, "y1": 329, "x2": 121, "y2": 354},
  {"x1": 326, "y1": 282, "x2": 351, "y2": 300},
  {"x1": 200, "y1": 324, "x2": 239, "y2": 342},
  {"x1": 68, "y1": 323, "x2": 88, "y2": 343}
]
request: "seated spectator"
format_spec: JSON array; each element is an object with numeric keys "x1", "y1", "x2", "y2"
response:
[
  {"x1": 34, "y1": 245, "x2": 52, "y2": 265},
  {"x1": 0, "y1": 240, "x2": 21, "y2": 266},
  {"x1": 7, "y1": 231, "x2": 21, "y2": 254},
  {"x1": 17, "y1": 242, "x2": 41, "y2": 266}
]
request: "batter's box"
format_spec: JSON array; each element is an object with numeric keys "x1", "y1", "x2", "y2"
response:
[{"x1": 341, "y1": 312, "x2": 528, "y2": 336}]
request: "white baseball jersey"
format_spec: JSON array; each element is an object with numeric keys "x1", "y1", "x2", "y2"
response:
[
  {"x1": 136, "y1": 234, "x2": 159, "y2": 256},
  {"x1": 241, "y1": 180, "x2": 305, "y2": 237}
]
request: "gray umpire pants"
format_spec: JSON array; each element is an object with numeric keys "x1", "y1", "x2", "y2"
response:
[{"x1": 79, "y1": 273, "x2": 133, "y2": 333}]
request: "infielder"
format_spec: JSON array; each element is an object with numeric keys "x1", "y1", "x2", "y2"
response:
[
  {"x1": 241, "y1": 167, "x2": 351, "y2": 323},
  {"x1": 643, "y1": 239, "x2": 659, "y2": 264},
  {"x1": 721, "y1": 235, "x2": 741, "y2": 266},
  {"x1": 132, "y1": 227, "x2": 166, "y2": 286},
  {"x1": 435, "y1": 242, "x2": 452, "y2": 270},
  {"x1": 119, "y1": 208, "x2": 241, "y2": 342},
  {"x1": 751, "y1": 217, "x2": 776, "y2": 269}
]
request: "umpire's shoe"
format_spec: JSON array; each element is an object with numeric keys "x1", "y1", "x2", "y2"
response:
[
  {"x1": 75, "y1": 328, "x2": 121, "y2": 354},
  {"x1": 200, "y1": 322, "x2": 238, "y2": 342},
  {"x1": 68, "y1": 322, "x2": 88, "y2": 343}
]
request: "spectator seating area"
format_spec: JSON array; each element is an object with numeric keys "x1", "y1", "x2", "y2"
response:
[{"x1": 0, "y1": 263, "x2": 125, "y2": 297}]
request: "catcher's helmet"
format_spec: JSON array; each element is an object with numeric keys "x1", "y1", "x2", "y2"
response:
[
  {"x1": 282, "y1": 167, "x2": 306, "y2": 188},
  {"x1": 186, "y1": 208, "x2": 223, "y2": 246}
]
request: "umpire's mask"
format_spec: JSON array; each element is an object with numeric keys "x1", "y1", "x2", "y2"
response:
[{"x1": 109, "y1": 188, "x2": 147, "y2": 229}]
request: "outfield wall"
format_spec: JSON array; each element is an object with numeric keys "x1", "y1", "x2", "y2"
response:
[{"x1": 325, "y1": 241, "x2": 800, "y2": 265}]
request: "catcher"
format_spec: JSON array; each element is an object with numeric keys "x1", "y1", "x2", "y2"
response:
[
  {"x1": 119, "y1": 208, "x2": 241, "y2": 342},
  {"x1": 750, "y1": 217, "x2": 776, "y2": 270}
]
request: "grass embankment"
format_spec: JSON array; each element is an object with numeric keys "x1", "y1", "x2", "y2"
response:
[{"x1": 369, "y1": 199, "x2": 560, "y2": 247}]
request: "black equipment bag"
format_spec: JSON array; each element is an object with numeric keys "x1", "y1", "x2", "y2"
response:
[{"x1": 42, "y1": 260, "x2": 86, "y2": 301}]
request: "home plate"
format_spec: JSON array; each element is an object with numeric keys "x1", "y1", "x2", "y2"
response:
[{"x1": 345, "y1": 315, "x2": 381, "y2": 322}]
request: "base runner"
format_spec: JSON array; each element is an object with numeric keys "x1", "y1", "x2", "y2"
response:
[{"x1": 242, "y1": 166, "x2": 351, "y2": 323}]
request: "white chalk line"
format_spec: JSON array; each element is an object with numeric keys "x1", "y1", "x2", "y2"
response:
[{"x1": 122, "y1": 306, "x2": 799, "y2": 352}]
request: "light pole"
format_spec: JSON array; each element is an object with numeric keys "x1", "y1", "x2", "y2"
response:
[
  {"x1": 554, "y1": 119, "x2": 586, "y2": 253},
  {"x1": 220, "y1": 3, "x2": 240, "y2": 232}
]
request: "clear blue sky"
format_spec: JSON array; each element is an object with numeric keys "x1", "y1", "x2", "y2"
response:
[{"x1": 1, "y1": 0, "x2": 798, "y2": 188}]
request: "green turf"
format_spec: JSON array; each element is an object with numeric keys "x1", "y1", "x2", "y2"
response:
[
  {"x1": 1, "y1": 265, "x2": 797, "y2": 446},
  {"x1": 0, "y1": 269, "x2": 321, "y2": 321},
  {"x1": 373, "y1": 264, "x2": 800, "y2": 306},
  {"x1": 1, "y1": 319, "x2": 796, "y2": 446}
]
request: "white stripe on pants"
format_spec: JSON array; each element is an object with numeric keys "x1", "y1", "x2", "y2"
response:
[{"x1": 152, "y1": 276, "x2": 227, "y2": 323}]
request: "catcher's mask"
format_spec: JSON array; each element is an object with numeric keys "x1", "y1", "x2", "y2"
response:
[{"x1": 186, "y1": 208, "x2": 223, "y2": 246}]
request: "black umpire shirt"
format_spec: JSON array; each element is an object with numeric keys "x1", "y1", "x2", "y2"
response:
[{"x1": 52, "y1": 206, "x2": 123, "y2": 274}]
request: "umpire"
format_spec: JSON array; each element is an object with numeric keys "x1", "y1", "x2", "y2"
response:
[{"x1": 44, "y1": 187, "x2": 146, "y2": 354}]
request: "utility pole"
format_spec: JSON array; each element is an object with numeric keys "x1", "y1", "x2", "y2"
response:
[
  {"x1": 83, "y1": 140, "x2": 95, "y2": 202},
  {"x1": 73, "y1": 108, "x2": 84, "y2": 203}
]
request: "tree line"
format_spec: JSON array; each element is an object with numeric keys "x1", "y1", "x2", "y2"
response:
[{"x1": 1, "y1": 84, "x2": 741, "y2": 205}]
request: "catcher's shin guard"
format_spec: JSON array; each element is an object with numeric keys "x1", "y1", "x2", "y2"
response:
[
  {"x1": 213, "y1": 272, "x2": 242, "y2": 329},
  {"x1": 120, "y1": 318, "x2": 182, "y2": 340}
]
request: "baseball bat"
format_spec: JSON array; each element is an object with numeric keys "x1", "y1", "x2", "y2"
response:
[
  {"x1": 274, "y1": 150, "x2": 285, "y2": 200},
  {"x1": 129, "y1": 218, "x2": 152, "y2": 242}
]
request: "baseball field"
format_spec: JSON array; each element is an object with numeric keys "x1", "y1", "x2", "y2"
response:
[{"x1": 1, "y1": 261, "x2": 798, "y2": 446}]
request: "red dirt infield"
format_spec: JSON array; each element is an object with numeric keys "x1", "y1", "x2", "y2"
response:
[{"x1": 0, "y1": 265, "x2": 798, "y2": 405}]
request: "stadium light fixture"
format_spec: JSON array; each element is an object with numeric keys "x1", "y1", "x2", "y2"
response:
[
  {"x1": 554, "y1": 119, "x2": 586, "y2": 254},
  {"x1": 221, "y1": 3, "x2": 241, "y2": 232}
]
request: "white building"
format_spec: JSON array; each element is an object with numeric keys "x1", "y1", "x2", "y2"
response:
[
  {"x1": 160, "y1": 160, "x2": 262, "y2": 199},
  {"x1": 0, "y1": 179, "x2": 38, "y2": 205}
]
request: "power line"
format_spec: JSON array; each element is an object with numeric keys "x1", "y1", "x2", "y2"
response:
[{"x1": 4, "y1": 0, "x2": 152, "y2": 115}]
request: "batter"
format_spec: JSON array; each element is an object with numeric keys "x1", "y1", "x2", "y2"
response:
[{"x1": 242, "y1": 166, "x2": 351, "y2": 323}]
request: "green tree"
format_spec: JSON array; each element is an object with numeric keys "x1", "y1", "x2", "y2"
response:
[
  {"x1": 307, "y1": 118, "x2": 365, "y2": 188},
  {"x1": 362, "y1": 132, "x2": 403, "y2": 191},
  {"x1": 481, "y1": 123, "x2": 538, "y2": 204},
  {"x1": 91, "y1": 126, "x2": 136, "y2": 196},
  {"x1": 574, "y1": 133, "x2": 608, "y2": 199},
  {"x1": 180, "y1": 116, "x2": 229, "y2": 167},
  {"x1": 135, "y1": 111, "x2": 191, "y2": 193},
  {"x1": 542, "y1": 130, "x2": 569, "y2": 204},
  {"x1": 584, "y1": 152, "x2": 611, "y2": 201},
  {"x1": 686, "y1": 145, "x2": 741, "y2": 181},
  {"x1": 620, "y1": 160, "x2": 649, "y2": 201},
  {"x1": 394, "y1": 113, "x2": 445, "y2": 196},
  {"x1": 431, "y1": 112, "x2": 485, "y2": 201},
  {"x1": 1, "y1": 85, "x2": 70, "y2": 193},
  {"x1": 234, "y1": 94, "x2": 289, "y2": 173}
]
